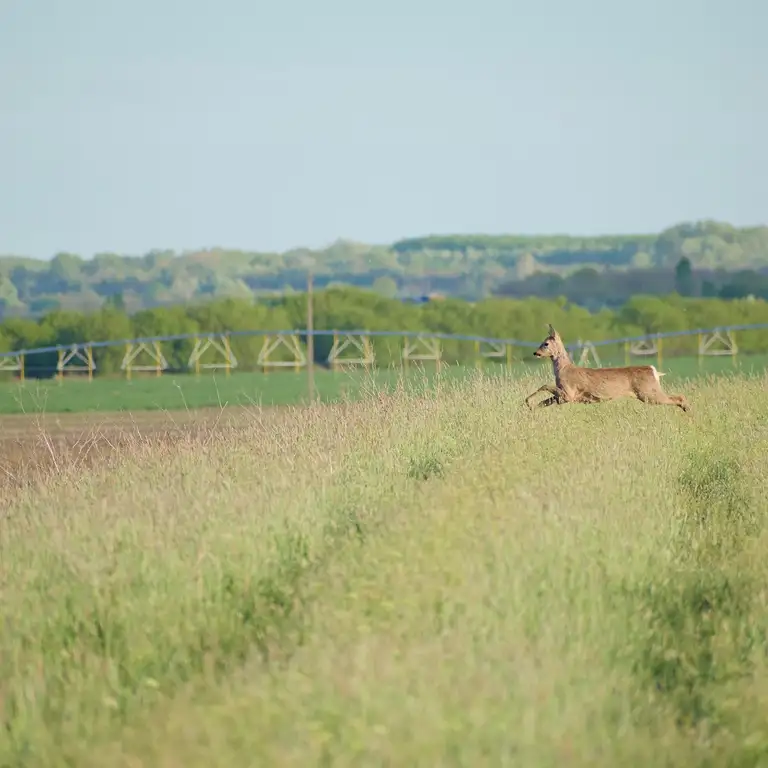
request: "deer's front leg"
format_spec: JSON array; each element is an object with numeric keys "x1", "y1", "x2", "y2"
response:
[{"x1": 525, "y1": 384, "x2": 560, "y2": 410}]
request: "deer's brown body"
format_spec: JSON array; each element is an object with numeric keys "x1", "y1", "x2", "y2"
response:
[{"x1": 525, "y1": 325, "x2": 690, "y2": 413}]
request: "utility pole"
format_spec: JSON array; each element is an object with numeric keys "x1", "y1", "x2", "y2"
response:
[{"x1": 306, "y1": 270, "x2": 315, "y2": 402}]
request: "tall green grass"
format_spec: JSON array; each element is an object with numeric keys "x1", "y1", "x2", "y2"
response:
[
  {"x1": 2, "y1": 351, "x2": 767, "y2": 414},
  {"x1": 1, "y1": 371, "x2": 768, "y2": 765}
]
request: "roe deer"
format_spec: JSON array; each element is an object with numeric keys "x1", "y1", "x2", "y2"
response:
[{"x1": 525, "y1": 325, "x2": 690, "y2": 413}]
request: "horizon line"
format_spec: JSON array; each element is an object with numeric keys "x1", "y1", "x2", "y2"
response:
[{"x1": 3, "y1": 217, "x2": 767, "y2": 263}]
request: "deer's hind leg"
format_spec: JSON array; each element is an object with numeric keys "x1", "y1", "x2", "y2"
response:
[
  {"x1": 635, "y1": 387, "x2": 690, "y2": 413},
  {"x1": 669, "y1": 393, "x2": 690, "y2": 413}
]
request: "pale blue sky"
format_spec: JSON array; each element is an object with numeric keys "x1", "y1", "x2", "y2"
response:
[{"x1": 1, "y1": 0, "x2": 766, "y2": 259}]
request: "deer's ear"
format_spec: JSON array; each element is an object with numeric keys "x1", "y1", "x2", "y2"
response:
[{"x1": 548, "y1": 323, "x2": 558, "y2": 337}]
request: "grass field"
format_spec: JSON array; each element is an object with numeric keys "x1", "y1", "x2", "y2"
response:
[
  {"x1": 2, "y1": 370, "x2": 768, "y2": 765},
  {"x1": 2, "y1": 352, "x2": 767, "y2": 414}
]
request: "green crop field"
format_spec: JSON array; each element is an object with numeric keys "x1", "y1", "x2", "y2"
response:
[
  {"x1": 1, "y1": 365, "x2": 469, "y2": 415},
  {"x1": 2, "y1": 353, "x2": 767, "y2": 415},
  {"x1": 2, "y1": 371, "x2": 768, "y2": 765}
]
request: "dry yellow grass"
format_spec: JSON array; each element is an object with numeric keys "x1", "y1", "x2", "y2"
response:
[{"x1": 1, "y1": 370, "x2": 768, "y2": 766}]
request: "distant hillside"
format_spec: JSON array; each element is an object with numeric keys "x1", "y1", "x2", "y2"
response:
[{"x1": 1, "y1": 220, "x2": 767, "y2": 317}]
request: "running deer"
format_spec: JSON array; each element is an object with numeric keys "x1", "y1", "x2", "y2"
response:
[{"x1": 525, "y1": 325, "x2": 690, "y2": 413}]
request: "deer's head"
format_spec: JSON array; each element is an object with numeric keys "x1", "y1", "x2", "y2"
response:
[{"x1": 534, "y1": 324, "x2": 565, "y2": 359}]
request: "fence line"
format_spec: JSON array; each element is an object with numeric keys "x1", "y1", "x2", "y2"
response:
[{"x1": 0, "y1": 324, "x2": 765, "y2": 380}]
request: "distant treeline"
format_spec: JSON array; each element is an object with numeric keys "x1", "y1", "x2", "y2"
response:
[
  {"x1": 2, "y1": 288, "x2": 768, "y2": 378},
  {"x1": 2, "y1": 219, "x2": 768, "y2": 315},
  {"x1": 495, "y1": 260, "x2": 768, "y2": 309}
]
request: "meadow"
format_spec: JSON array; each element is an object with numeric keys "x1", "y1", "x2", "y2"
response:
[
  {"x1": 1, "y1": 368, "x2": 768, "y2": 766},
  {"x1": 1, "y1": 351, "x2": 766, "y2": 414}
]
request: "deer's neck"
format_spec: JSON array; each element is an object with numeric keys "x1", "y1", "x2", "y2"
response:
[{"x1": 551, "y1": 351, "x2": 573, "y2": 384}]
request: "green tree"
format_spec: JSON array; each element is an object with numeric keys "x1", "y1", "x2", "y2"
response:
[
  {"x1": 105, "y1": 292, "x2": 126, "y2": 311},
  {"x1": 674, "y1": 256, "x2": 695, "y2": 296},
  {"x1": 0, "y1": 276, "x2": 23, "y2": 311},
  {"x1": 372, "y1": 276, "x2": 398, "y2": 298},
  {"x1": 50, "y1": 252, "x2": 83, "y2": 284}
]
